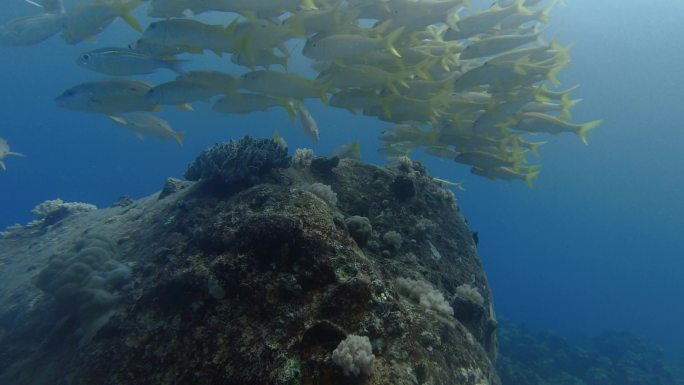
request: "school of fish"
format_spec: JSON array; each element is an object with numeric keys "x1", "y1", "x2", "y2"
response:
[{"x1": 0, "y1": 0, "x2": 601, "y2": 185}]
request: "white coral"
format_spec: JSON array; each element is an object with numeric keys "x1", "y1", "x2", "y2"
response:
[
  {"x1": 30, "y1": 198, "x2": 97, "y2": 224},
  {"x1": 292, "y1": 148, "x2": 314, "y2": 168},
  {"x1": 332, "y1": 334, "x2": 375, "y2": 376},
  {"x1": 306, "y1": 183, "x2": 337, "y2": 208},
  {"x1": 455, "y1": 284, "x2": 484, "y2": 306},
  {"x1": 396, "y1": 277, "x2": 454, "y2": 317}
]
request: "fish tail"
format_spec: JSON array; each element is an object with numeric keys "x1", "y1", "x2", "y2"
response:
[
  {"x1": 174, "y1": 131, "x2": 185, "y2": 146},
  {"x1": 514, "y1": 0, "x2": 533, "y2": 16},
  {"x1": 284, "y1": 99, "x2": 302, "y2": 121},
  {"x1": 578, "y1": 119, "x2": 602, "y2": 144},
  {"x1": 114, "y1": 0, "x2": 144, "y2": 33},
  {"x1": 546, "y1": 61, "x2": 566, "y2": 85},
  {"x1": 560, "y1": 98, "x2": 581, "y2": 120},
  {"x1": 525, "y1": 169, "x2": 540, "y2": 188},
  {"x1": 379, "y1": 98, "x2": 392, "y2": 119},
  {"x1": 445, "y1": 6, "x2": 463, "y2": 30},
  {"x1": 538, "y1": 0, "x2": 558, "y2": 24},
  {"x1": 414, "y1": 58, "x2": 436, "y2": 80},
  {"x1": 528, "y1": 141, "x2": 546, "y2": 157},
  {"x1": 384, "y1": 27, "x2": 405, "y2": 58},
  {"x1": 559, "y1": 88, "x2": 575, "y2": 108}
]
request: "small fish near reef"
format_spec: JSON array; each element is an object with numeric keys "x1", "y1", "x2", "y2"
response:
[{"x1": 0, "y1": 137, "x2": 26, "y2": 170}]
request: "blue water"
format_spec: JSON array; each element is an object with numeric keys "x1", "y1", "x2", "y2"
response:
[{"x1": 1, "y1": 0, "x2": 683, "y2": 357}]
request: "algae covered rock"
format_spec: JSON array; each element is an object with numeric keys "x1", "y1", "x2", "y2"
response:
[{"x1": 0, "y1": 138, "x2": 500, "y2": 385}]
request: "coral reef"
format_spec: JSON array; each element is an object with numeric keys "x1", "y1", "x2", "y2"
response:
[
  {"x1": 30, "y1": 198, "x2": 97, "y2": 226},
  {"x1": 497, "y1": 320, "x2": 681, "y2": 385},
  {"x1": 184, "y1": 136, "x2": 290, "y2": 190},
  {"x1": 0, "y1": 137, "x2": 498, "y2": 385}
]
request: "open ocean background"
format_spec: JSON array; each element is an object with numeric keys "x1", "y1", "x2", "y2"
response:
[{"x1": 1, "y1": 0, "x2": 683, "y2": 358}]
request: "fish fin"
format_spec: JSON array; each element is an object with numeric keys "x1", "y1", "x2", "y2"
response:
[
  {"x1": 578, "y1": 119, "x2": 601, "y2": 145},
  {"x1": 380, "y1": 98, "x2": 392, "y2": 119},
  {"x1": 237, "y1": 35, "x2": 255, "y2": 62},
  {"x1": 135, "y1": 133, "x2": 145, "y2": 141},
  {"x1": 225, "y1": 18, "x2": 238, "y2": 34},
  {"x1": 152, "y1": 106, "x2": 163, "y2": 113},
  {"x1": 385, "y1": 81, "x2": 400, "y2": 95},
  {"x1": 23, "y1": 0, "x2": 42, "y2": 8},
  {"x1": 240, "y1": 10, "x2": 257, "y2": 20},
  {"x1": 278, "y1": 55, "x2": 289, "y2": 71},
  {"x1": 384, "y1": 27, "x2": 405, "y2": 58},
  {"x1": 109, "y1": 115, "x2": 128, "y2": 125},
  {"x1": 318, "y1": 91, "x2": 329, "y2": 106},
  {"x1": 282, "y1": 100, "x2": 297, "y2": 121},
  {"x1": 8, "y1": 151, "x2": 26, "y2": 158},
  {"x1": 353, "y1": 139, "x2": 362, "y2": 159},
  {"x1": 0, "y1": 161, "x2": 5, "y2": 170},
  {"x1": 286, "y1": 16, "x2": 307, "y2": 38},
  {"x1": 300, "y1": 0, "x2": 318, "y2": 10},
  {"x1": 174, "y1": 131, "x2": 185, "y2": 146},
  {"x1": 513, "y1": 56, "x2": 530, "y2": 75},
  {"x1": 285, "y1": 12, "x2": 305, "y2": 34},
  {"x1": 176, "y1": 103, "x2": 194, "y2": 111},
  {"x1": 514, "y1": 0, "x2": 533, "y2": 16}
]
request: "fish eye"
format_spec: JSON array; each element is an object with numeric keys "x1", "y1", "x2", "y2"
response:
[{"x1": 82, "y1": 54, "x2": 90, "y2": 60}]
